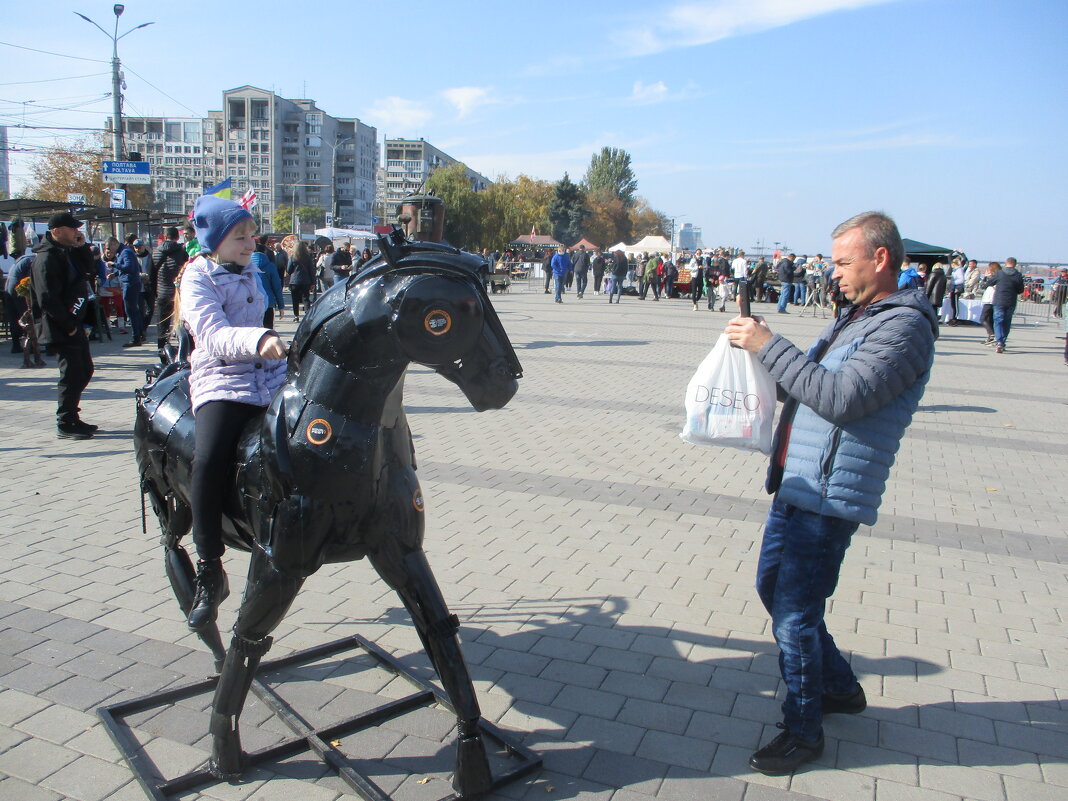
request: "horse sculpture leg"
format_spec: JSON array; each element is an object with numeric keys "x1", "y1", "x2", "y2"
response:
[
  {"x1": 369, "y1": 545, "x2": 494, "y2": 799},
  {"x1": 144, "y1": 480, "x2": 227, "y2": 671},
  {"x1": 208, "y1": 546, "x2": 306, "y2": 778}
]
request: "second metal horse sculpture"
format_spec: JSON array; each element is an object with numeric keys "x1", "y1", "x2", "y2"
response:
[{"x1": 134, "y1": 229, "x2": 523, "y2": 798}]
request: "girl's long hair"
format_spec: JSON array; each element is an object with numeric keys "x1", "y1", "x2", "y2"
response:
[{"x1": 170, "y1": 218, "x2": 258, "y2": 341}]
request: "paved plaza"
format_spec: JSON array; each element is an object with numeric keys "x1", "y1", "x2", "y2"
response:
[{"x1": 1, "y1": 283, "x2": 1066, "y2": 801}]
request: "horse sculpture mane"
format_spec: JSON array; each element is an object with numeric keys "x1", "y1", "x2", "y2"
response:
[{"x1": 134, "y1": 231, "x2": 523, "y2": 797}]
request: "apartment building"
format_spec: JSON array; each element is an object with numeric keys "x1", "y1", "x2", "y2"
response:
[
  {"x1": 115, "y1": 86, "x2": 378, "y2": 228},
  {"x1": 380, "y1": 138, "x2": 491, "y2": 219}
]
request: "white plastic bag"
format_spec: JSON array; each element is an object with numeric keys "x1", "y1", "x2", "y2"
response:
[{"x1": 680, "y1": 334, "x2": 776, "y2": 453}]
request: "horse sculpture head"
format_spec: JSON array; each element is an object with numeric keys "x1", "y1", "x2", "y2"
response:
[{"x1": 289, "y1": 232, "x2": 522, "y2": 416}]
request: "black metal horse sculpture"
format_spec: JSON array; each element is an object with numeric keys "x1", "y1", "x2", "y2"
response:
[{"x1": 134, "y1": 230, "x2": 523, "y2": 797}]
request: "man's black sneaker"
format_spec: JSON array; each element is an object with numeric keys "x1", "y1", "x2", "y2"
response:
[
  {"x1": 57, "y1": 423, "x2": 93, "y2": 440},
  {"x1": 749, "y1": 723, "x2": 824, "y2": 775},
  {"x1": 73, "y1": 419, "x2": 99, "y2": 433},
  {"x1": 823, "y1": 683, "x2": 867, "y2": 715}
]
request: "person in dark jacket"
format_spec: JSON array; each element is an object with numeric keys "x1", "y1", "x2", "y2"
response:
[
  {"x1": 925, "y1": 262, "x2": 948, "y2": 316},
  {"x1": 988, "y1": 257, "x2": 1026, "y2": 352},
  {"x1": 591, "y1": 250, "x2": 606, "y2": 295},
  {"x1": 31, "y1": 212, "x2": 97, "y2": 439},
  {"x1": 541, "y1": 249, "x2": 554, "y2": 294},
  {"x1": 608, "y1": 249, "x2": 628, "y2": 304},
  {"x1": 726, "y1": 211, "x2": 937, "y2": 776},
  {"x1": 150, "y1": 227, "x2": 189, "y2": 350},
  {"x1": 286, "y1": 241, "x2": 315, "y2": 320},
  {"x1": 105, "y1": 236, "x2": 145, "y2": 347},
  {"x1": 776, "y1": 253, "x2": 796, "y2": 312},
  {"x1": 572, "y1": 245, "x2": 591, "y2": 298}
]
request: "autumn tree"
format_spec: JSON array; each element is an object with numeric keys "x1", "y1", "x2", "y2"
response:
[
  {"x1": 583, "y1": 189, "x2": 631, "y2": 249},
  {"x1": 548, "y1": 173, "x2": 589, "y2": 245},
  {"x1": 24, "y1": 137, "x2": 157, "y2": 209},
  {"x1": 583, "y1": 147, "x2": 638, "y2": 208},
  {"x1": 628, "y1": 196, "x2": 669, "y2": 239},
  {"x1": 482, "y1": 174, "x2": 553, "y2": 247}
]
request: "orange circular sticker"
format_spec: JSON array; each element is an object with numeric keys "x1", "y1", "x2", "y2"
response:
[
  {"x1": 424, "y1": 309, "x2": 451, "y2": 336},
  {"x1": 412, "y1": 490, "x2": 425, "y2": 512},
  {"x1": 306, "y1": 419, "x2": 332, "y2": 445}
]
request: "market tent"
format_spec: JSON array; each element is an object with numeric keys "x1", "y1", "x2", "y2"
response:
[
  {"x1": 571, "y1": 237, "x2": 600, "y2": 251},
  {"x1": 903, "y1": 238, "x2": 957, "y2": 266},
  {"x1": 608, "y1": 235, "x2": 673, "y2": 254},
  {"x1": 315, "y1": 226, "x2": 377, "y2": 239},
  {"x1": 507, "y1": 234, "x2": 562, "y2": 248},
  {"x1": 631, "y1": 235, "x2": 672, "y2": 253}
]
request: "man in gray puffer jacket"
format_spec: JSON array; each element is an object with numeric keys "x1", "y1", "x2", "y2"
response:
[{"x1": 726, "y1": 211, "x2": 938, "y2": 776}]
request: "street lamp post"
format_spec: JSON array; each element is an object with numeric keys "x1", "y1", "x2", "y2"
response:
[
  {"x1": 75, "y1": 5, "x2": 155, "y2": 162},
  {"x1": 287, "y1": 183, "x2": 329, "y2": 236},
  {"x1": 327, "y1": 135, "x2": 354, "y2": 228}
]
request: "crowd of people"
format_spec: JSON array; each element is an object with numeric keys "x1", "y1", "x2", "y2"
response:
[{"x1": 2, "y1": 219, "x2": 1066, "y2": 441}]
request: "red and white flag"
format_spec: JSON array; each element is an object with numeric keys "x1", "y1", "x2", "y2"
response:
[
  {"x1": 239, "y1": 187, "x2": 258, "y2": 210},
  {"x1": 529, "y1": 224, "x2": 536, "y2": 243}
]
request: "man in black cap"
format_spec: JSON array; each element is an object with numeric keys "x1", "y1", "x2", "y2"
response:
[{"x1": 31, "y1": 212, "x2": 97, "y2": 439}]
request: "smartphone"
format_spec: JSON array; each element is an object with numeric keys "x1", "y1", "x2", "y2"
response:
[{"x1": 738, "y1": 279, "x2": 751, "y2": 317}]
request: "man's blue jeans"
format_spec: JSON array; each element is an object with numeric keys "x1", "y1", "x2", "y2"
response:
[
  {"x1": 576, "y1": 271, "x2": 588, "y2": 296},
  {"x1": 992, "y1": 305, "x2": 1015, "y2": 345},
  {"x1": 777, "y1": 282, "x2": 794, "y2": 312},
  {"x1": 756, "y1": 499, "x2": 859, "y2": 743},
  {"x1": 794, "y1": 281, "x2": 807, "y2": 305},
  {"x1": 121, "y1": 282, "x2": 144, "y2": 339},
  {"x1": 553, "y1": 273, "x2": 564, "y2": 302}
]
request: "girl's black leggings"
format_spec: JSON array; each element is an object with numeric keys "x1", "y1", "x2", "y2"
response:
[{"x1": 191, "y1": 400, "x2": 264, "y2": 561}]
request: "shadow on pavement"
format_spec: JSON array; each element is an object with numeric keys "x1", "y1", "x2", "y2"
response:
[{"x1": 522, "y1": 340, "x2": 649, "y2": 350}]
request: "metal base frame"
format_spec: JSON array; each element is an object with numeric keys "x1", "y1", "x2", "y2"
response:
[{"x1": 98, "y1": 634, "x2": 542, "y2": 801}]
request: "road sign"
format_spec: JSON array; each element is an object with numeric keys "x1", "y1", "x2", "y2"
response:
[
  {"x1": 325, "y1": 212, "x2": 333, "y2": 227},
  {"x1": 67, "y1": 193, "x2": 87, "y2": 204},
  {"x1": 109, "y1": 188, "x2": 127, "y2": 209},
  {"x1": 102, "y1": 160, "x2": 151, "y2": 185}
]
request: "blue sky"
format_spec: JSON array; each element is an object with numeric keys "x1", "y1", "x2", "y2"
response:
[{"x1": 3, "y1": 0, "x2": 1066, "y2": 261}]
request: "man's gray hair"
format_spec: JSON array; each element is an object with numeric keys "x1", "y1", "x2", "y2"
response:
[{"x1": 831, "y1": 211, "x2": 904, "y2": 271}]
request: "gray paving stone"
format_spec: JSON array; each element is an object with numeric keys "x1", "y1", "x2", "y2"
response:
[
  {"x1": 2, "y1": 296, "x2": 1065, "y2": 801},
  {"x1": 0, "y1": 735, "x2": 80, "y2": 783}
]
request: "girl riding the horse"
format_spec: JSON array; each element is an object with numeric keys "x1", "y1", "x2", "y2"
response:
[{"x1": 179, "y1": 195, "x2": 288, "y2": 631}]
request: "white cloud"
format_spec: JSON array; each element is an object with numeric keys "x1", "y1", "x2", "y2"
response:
[
  {"x1": 364, "y1": 96, "x2": 432, "y2": 132},
  {"x1": 630, "y1": 80, "x2": 670, "y2": 105},
  {"x1": 441, "y1": 86, "x2": 498, "y2": 118},
  {"x1": 615, "y1": 0, "x2": 898, "y2": 55}
]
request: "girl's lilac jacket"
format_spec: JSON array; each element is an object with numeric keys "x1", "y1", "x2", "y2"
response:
[{"x1": 179, "y1": 255, "x2": 287, "y2": 412}]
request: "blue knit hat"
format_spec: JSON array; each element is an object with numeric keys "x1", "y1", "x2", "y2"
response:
[{"x1": 193, "y1": 195, "x2": 253, "y2": 254}]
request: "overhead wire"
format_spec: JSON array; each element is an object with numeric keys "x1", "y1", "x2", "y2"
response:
[
  {"x1": 0, "y1": 40, "x2": 108, "y2": 63},
  {"x1": 122, "y1": 64, "x2": 201, "y2": 117},
  {"x1": 0, "y1": 72, "x2": 110, "y2": 87}
]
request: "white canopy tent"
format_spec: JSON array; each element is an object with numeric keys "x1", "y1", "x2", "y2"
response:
[
  {"x1": 315, "y1": 226, "x2": 377, "y2": 247},
  {"x1": 608, "y1": 235, "x2": 673, "y2": 254}
]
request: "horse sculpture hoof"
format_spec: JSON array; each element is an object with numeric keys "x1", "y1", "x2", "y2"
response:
[
  {"x1": 452, "y1": 729, "x2": 493, "y2": 799},
  {"x1": 209, "y1": 736, "x2": 244, "y2": 780}
]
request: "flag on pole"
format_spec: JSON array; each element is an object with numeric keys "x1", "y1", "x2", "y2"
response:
[
  {"x1": 239, "y1": 187, "x2": 258, "y2": 210},
  {"x1": 203, "y1": 177, "x2": 232, "y2": 200},
  {"x1": 188, "y1": 177, "x2": 234, "y2": 219},
  {"x1": 529, "y1": 224, "x2": 536, "y2": 243}
]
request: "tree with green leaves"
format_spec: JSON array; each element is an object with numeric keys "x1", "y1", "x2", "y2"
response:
[
  {"x1": 426, "y1": 162, "x2": 483, "y2": 248},
  {"x1": 583, "y1": 147, "x2": 638, "y2": 208},
  {"x1": 548, "y1": 173, "x2": 589, "y2": 245},
  {"x1": 273, "y1": 204, "x2": 326, "y2": 232}
]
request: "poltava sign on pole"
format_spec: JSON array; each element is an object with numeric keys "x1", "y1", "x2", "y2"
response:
[{"x1": 102, "y1": 160, "x2": 152, "y2": 185}]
